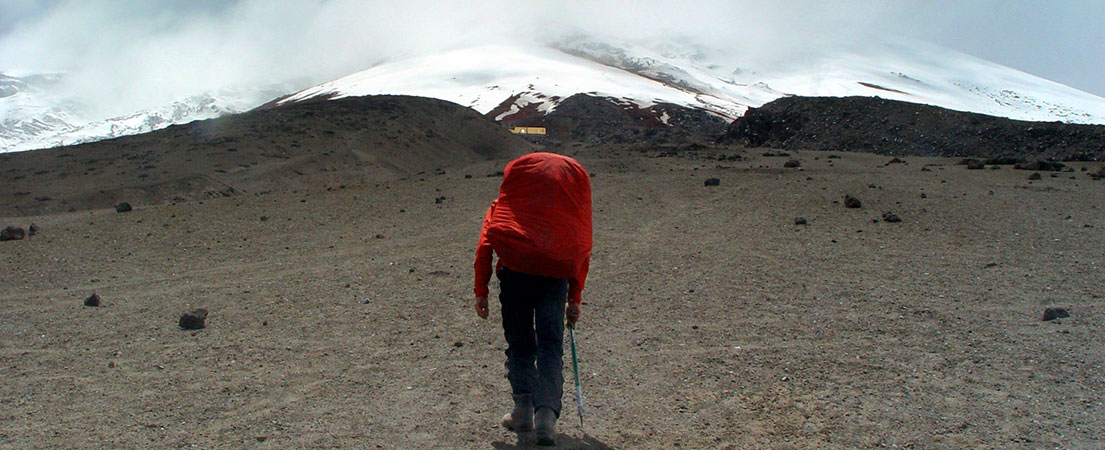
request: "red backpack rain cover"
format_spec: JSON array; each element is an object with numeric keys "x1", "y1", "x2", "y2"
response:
[{"x1": 482, "y1": 152, "x2": 592, "y2": 281}]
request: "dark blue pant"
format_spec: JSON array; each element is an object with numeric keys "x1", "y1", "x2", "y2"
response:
[{"x1": 497, "y1": 267, "x2": 567, "y2": 417}]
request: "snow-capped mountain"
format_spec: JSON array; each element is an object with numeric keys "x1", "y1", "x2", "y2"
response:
[
  {"x1": 0, "y1": 74, "x2": 293, "y2": 153},
  {"x1": 5, "y1": 35, "x2": 1105, "y2": 153},
  {"x1": 280, "y1": 37, "x2": 1105, "y2": 127}
]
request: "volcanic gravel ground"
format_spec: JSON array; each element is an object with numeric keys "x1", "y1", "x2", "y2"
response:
[{"x1": 2, "y1": 148, "x2": 1104, "y2": 448}]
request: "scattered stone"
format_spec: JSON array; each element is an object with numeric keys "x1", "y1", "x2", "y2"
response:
[
  {"x1": 375, "y1": 234, "x2": 385, "y2": 239},
  {"x1": 464, "y1": 174, "x2": 472, "y2": 179},
  {"x1": 762, "y1": 151, "x2": 789, "y2": 157},
  {"x1": 28, "y1": 223, "x2": 39, "y2": 236},
  {"x1": 843, "y1": 195, "x2": 862, "y2": 209},
  {"x1": 920, "y1": 167, "x2": 931, "y2": 172},
  {"x1": 882, "y1": 212, "x2": 902, "y2": 223},
  {"x1": 434, "y1": 196, "x2": 446, "y2": 204},
  {"x1": 1014, "y1": 160, "x2": 1065, "y2": 171},
  {"x1": 965, "y1": 159, "x2": 985, "y2": 170},
  {"x1": 1041, "y1": 307, "x2": 1070, "y2": 321},
  {"x1": 887, "y1": 157, "x2": 906, "y2": 164},
  {"x1": 1028, "y1": 172, "x2": 1042, "y2": 181},
  {"x1": 84, "y1": 293, "x2": 101, "y2": 307},
  {"x1": 114, "y1": 202, "x2": 133, "y2": 213},
  {"x1": 704, "y1": 178, "x2": 720, "y2": 187},
  {"x1": 179, "y1": 309, "x2": 208, "y2": 330},
  {"x1": 0, "y1": 226, "x2": 25, "y2": 241},
  {"x1": 984, "y1": 157, "x2": 1023, "y2": 165},
  {"x1": 794, "y1": 217, "x2": 808, "y2": 225},
  {"x1": 826, "y1": 154, "x2": 840, "y2": 159},
  {"x1": 453, "y1": 341, "x2": 464, "y2": 348},
  {"x1": 920, "y1": 193, "x2": 927, "y2": 199},
  {"x1": 783, "y1": 159, "x2": 801, "y2": 168}
]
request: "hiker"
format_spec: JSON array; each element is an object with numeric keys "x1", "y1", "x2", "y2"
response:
[{"x1": 473, "y1": 152, "x2": 592, "y2": 446}]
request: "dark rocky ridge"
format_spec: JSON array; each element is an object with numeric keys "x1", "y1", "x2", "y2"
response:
[
  {"x1": 0, "y1": 95, "x2": 533, "y2": 216},
  {"x1": 492, "y1": 93, "x2": 728, "y2": 145},
  {"x1": 720, "y1": 96, "x2": 1105, "y2": 160}
]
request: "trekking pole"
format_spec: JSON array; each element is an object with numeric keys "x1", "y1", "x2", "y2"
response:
[{"x1": 568, "y1": 323, "x2": 585, "y2": 429}]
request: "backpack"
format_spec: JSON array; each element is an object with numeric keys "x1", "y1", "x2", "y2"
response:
[{"x1": 484, "y1": 153, "x2": 592, "y2": 279}]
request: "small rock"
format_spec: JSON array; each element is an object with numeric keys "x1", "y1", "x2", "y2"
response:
[
  {"x1": 920, "y1": 167, "x2": 931, "y2": 172},
  {"x1": 1028, "y1": 172, "x2": 1042, "y2": 181},
  {"x1": 920, "y1": 193, "x2": 927, "y2": 199},
  {"x1": 0, "y1": 226, "x2": 25, "y2": 241},
  {"x1": 704, "y1": 178, "x2": 720, "y2": 187},
  {"x1": 375, "y1": 234, "x2": 385, "y2": 239},
  {"x1": 882, "y1": 212, "x2": 902, "y2": 223},
  {"x1": 783, "y1": 159, "x2": 801, "y2": 168},
  {"x1": 966, "y1": 160, "x2": 985, "y2": 170},
  {"x1": 179, "y1": 309, "x2": 208, "y2": 330},
  {"x1": 434, "y1": 196, "x2": 447, "y2": 204},
  {"x1": 453, "y1": 341, "x2": 464, "y2": 348},
  {"x1": 84, "y1": 293, "x2": 101, "y2": 307},
  {"x1": 794, "y1": 217, "x2": 808, "y2": 225},
  {"x1": 28, "y1": 223, "x2": 39, "y2": 236},
  {"x1": 887, "y1": 157, "x2": 906, "y2": 164},
  {"x1": 1041, "y1": 307, "x2": 1070, "y2": 321},
  {"x1": 843, "y1": 195, "x2": 862, "y2": 209},
  {"x1": 115, "y1": 202, "x2": 133, "y2": 213},
  {"x1": 1015, "y1": 160, "x2": 1065, "y2": 172}
]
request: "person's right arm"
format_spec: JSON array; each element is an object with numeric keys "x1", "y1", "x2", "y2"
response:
[{"x1": 473, "y1": 201, "x2": 496, "y2": 318}]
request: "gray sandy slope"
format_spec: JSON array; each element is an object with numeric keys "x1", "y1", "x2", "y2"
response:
[{"x1": 2, "y1": 144, "x2": 1104, "y2": 448}]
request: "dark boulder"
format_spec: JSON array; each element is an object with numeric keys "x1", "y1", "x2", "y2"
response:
[
  {"x1": 1015, "y1": 160, "x2": 1065, "y2": 171},
  {"x1": 965, "y1": 159, "x2": 985, "y2": 170},
  {"x1": 985, "y1": 157, "x2": 1023, "y2": 165},
  {"x1": 704, "y1": 178, "x2": 720, "y2": 187},
  {"x1": 84, "y1": 293, "x2": 101, "y2": 307},
  {"x1": 783, "y1": 159, "x2": 801, "y2": 168},
  {"x1": 28, "y1": 223, "x2": 39, "y2": 236},
  {"x1": 0, "y1": 226, "x2": 25, "y2": 241},
  {"x1": 1041, "y1": 307, "x2": 1070, "y2": 321},
  {"x1": 844, "y1": 195, "x2": 862, "y2": 209},
  {"x1": 1028, "y1": 172, "x2": 1042, "y2": 181},
  {"x1": 794, "y1": 217, "x2": 808, "y2": 225},
  {"x1": 882, "y1": 212, "x2": 902, "y2": 223},
  {"x1": 179, "y1": 309, "x2": 208, "y2": 330},
  {"x1": 115, "y1": 202, "x2": 133, "y2": 213}
]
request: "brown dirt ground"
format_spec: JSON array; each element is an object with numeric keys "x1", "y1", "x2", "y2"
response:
[{"x1": 2, "y1": 147, "x2": 1104, "y2": 448}]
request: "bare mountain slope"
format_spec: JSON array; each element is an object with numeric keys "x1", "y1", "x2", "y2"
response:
[
  {"x1": 0, "y1": 95, "x2": 533, "y2": 216},
  {"x1": 721, "y1": 96, "x2": 1105, "y2": 160}
]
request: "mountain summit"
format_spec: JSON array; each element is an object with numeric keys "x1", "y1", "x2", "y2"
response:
[
  {"x1": 5, "y1": 36, "x2": 1105, "y2": 153},
  {"x1": 278, "y1": 37, "x2": 1105, "y2": 127}
]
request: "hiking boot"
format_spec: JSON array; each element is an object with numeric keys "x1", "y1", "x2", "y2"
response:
[
  {"x1": 501, "y1": 395, "x2": 533, "y2": 432},
  {"x1": 534, "y1": 407, "x2": 557, "y2": 446}
]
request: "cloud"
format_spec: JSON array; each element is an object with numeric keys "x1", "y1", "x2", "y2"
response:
[{"x1": 0, "y1": 0, "x2": 1102, "y2": 120}]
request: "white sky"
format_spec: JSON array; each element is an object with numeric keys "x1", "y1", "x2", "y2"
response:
[{"x1": 1, "y1": 0, "x2": 1102, "y2": 116}]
